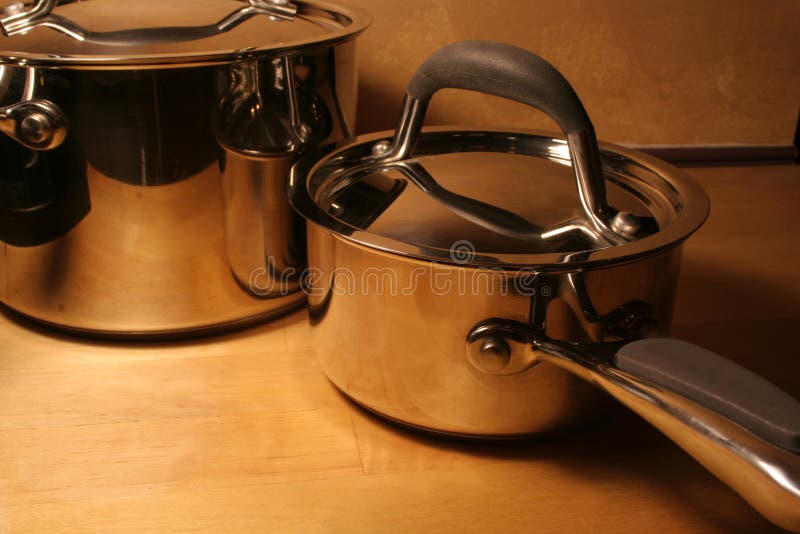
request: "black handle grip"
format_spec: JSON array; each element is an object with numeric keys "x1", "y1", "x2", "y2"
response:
[
  {"x1": 407, "y1": 40, "x2": 592, "y2": 134},
  {"x1": 616, "y1": 338, "x2": 800, "y2": 452}
]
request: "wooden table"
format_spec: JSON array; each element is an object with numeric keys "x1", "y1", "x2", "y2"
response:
[{"x1": 1, "y1": 165, "x2": 798, "y2": 533}]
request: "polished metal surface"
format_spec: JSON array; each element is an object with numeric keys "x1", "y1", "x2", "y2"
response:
[
  {"x1": 1, "y1": 3, "x2": 25, "y2": 18},
  {"x1": 216, "y1": 53, "x2": 339, "y2": 155},
  {"x1": 0, "y1": 65, "x2": 66, "y2": 150},
  {"x1": 533, "y1": 338, "x2": 800, "y2": 532},
  {"x1": 290, "y1": 40, "x2": 797, "y2": 531},
  {"x1": 291, "y1": 128, "x2": 709, "y2": 268},
  {"x1": 300, "y1": 213, "x2": 800, "y2": 529},
  {"x1": 0, "y1": 97, "x2": 66, "y2": 150},
  {"x1": 0, "y1": 0, "x2": 298, "y2": 39},
  {"x1": 563, "y1": 128, "x2": 618, "y2": 243},
  {"x1": 476, "y1": 337, "x2": 512, "y2": 373},
  {"x1": 379, "y1": 95, "x2": 428, "y2": 162},
  {"x1": 341, "y1": 91, "x2": 627, "y2": 247},
  {"x1": 0, "y1": 141, "x2": 304, "y2": 335},
  {"x1": 464, "y1": 313, "x2": 800, "y2": 530},
  {"x1": 354, "y1": 95, "x2": 623, "y2": 247},
  {"x1": 466, "y1": 321, "x2": 540, "y2": 376},
  {"x1": 291, "y1": 49, "x2": 709, "y2": 264},
  {"x1": 610, "y1": 210, "x2": 640, "y2": 236},
  {"x1": 301, "y1": 221, "x2": 680, "y2": 435},
  {"x1": 0, "y1": 0, "x2": 371, "y2": 67},
  {"x1": 220, "y1": 147, "x2": 305, "y2": 297},
  {"x1": 0, "y1": 0, "x2": 51, "y2": 34},
  {"x1": 0, "y1": 34, "x2": 361, "y2": 334},
  {"x1": 370, "y1": 139, "x2": 391, "y2": 156}
]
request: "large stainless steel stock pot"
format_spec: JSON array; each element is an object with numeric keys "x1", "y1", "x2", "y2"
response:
[
  {"x1": 289, "y1": 41, "x2": 800, "y2": 530},
  {"x1": 0, "y1": 0, "x2": 369, "y2": 335}
]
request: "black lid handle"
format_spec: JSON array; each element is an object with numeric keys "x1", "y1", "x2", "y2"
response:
[
  {"x1": 384, "y1": 41, "x2": 621, "y2": 242},
  {"x1": 407, "y1": 40, "x2": 591, "y2": 134}
]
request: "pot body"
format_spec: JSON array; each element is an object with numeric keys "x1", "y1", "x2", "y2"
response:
[
  {"x1": 0, "y1": 39, "x2": 359, "y2": 335},
  {"x1": 306, "y1": 223, "x2": 683, "y2": 437}
]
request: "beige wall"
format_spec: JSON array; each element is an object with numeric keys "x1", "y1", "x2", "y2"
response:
[{"x1": 345, "y1": 0, "x2": 799, "y2": 146}]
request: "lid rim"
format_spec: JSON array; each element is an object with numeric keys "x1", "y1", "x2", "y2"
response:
[
  {"x1": 0, "y1": 0, "x2": 371, "y2": 68},
  {"x1": 288, "y1": 127, "x2": 711, "y2": 270},
  {"x1": 320, "y1": 228, "x2": 694, "y2": 272}
]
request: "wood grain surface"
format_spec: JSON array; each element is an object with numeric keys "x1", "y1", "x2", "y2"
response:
[{"x1": 0, "y1": 165, "x2": 798, "y2": 533}]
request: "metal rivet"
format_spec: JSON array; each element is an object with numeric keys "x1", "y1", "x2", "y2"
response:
[
  {"x1": 20, "y1": 113, "x2": 51, "y2": 144},
  {"x1": 611, "y1": 211, "x2": 641, "y2": 237},
  {"x1": 2, "y1": 2, "x2": 25, "y2": 16},
  {"x1": 371, "y1": 140, "x2": 392, "y2": 156},
  {"x1": 477, "y1": 337, "x2": 512, "y2": 373},
  {"x1": 603, "y1": 301, "x2": 658, "y2": 340},
  {"x1": 329, "y1": 202, "x2": 344, "y2": 217}
]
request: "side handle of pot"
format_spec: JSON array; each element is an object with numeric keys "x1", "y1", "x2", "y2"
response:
[
  {"x1": 536, "y1": 337, "x2": 800, "y2": 532},
  {"x1": 0, "y1": 66, "x2": 84, "y2": 247},
  {"x1": 0, "y1": 99, "x2": 67, "y2": 151}
]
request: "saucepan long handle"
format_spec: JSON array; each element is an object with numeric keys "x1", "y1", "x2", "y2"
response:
[{"x1": 535, "y1": 337, "x2": 800, "y2": 531}]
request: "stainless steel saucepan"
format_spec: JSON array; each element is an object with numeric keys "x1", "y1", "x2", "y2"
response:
[
  {"x1": 0, "y1": 0, "x2": 370, "y2": 336},
  {"x1": 289, "y1": 41, "x2": 800, "y2": 530}
]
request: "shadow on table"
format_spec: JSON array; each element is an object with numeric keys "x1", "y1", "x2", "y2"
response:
[{"x1": 0, "y1": 301, "x2": 307, "y2": 351}]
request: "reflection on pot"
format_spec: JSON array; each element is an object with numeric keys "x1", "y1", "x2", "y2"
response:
[
  {"x1": 0, "y1": 41, "x2": 359, "y2": 334},
  {"x1": 302, "y1": 219, "x2": 680, "y2": 436},
  {"x1": 74, "y1": 67, "x2": 218, "y2": 186},
  {"x1": 215, "y1": 52, "x2": 337, "y2": 297},
  {"x1": 0, "y1": 65, "x2": 89, "y2": 247},
  {"x1": 215, "y1": 55, "x2": 333, "y2": 155}
]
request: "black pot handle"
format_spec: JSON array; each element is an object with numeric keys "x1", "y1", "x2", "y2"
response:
[
  {"x1": 615, "y1": 338, "x2": 800, "y2": 453},
  {"x1": 536, "y1": 332, "x2": 800, "y2": 530},
  {"x1": 380, "y1": 40, "x2": 623, "y2": 243}
]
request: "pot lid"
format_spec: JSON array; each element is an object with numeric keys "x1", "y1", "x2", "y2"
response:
[
  {"x1": 289, "y1": 42, "x2": 709, "y2": 269},
  {"x1": 0, "y1": 0, "x2": 370, "y2": 67},
  {"x1": 290, "y1": 128, "x2": 709, "y2": 269}
]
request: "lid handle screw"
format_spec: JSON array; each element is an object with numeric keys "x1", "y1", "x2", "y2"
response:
[{"x1": 610, "y1": 211, "x2": 641, "y2": 237}]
